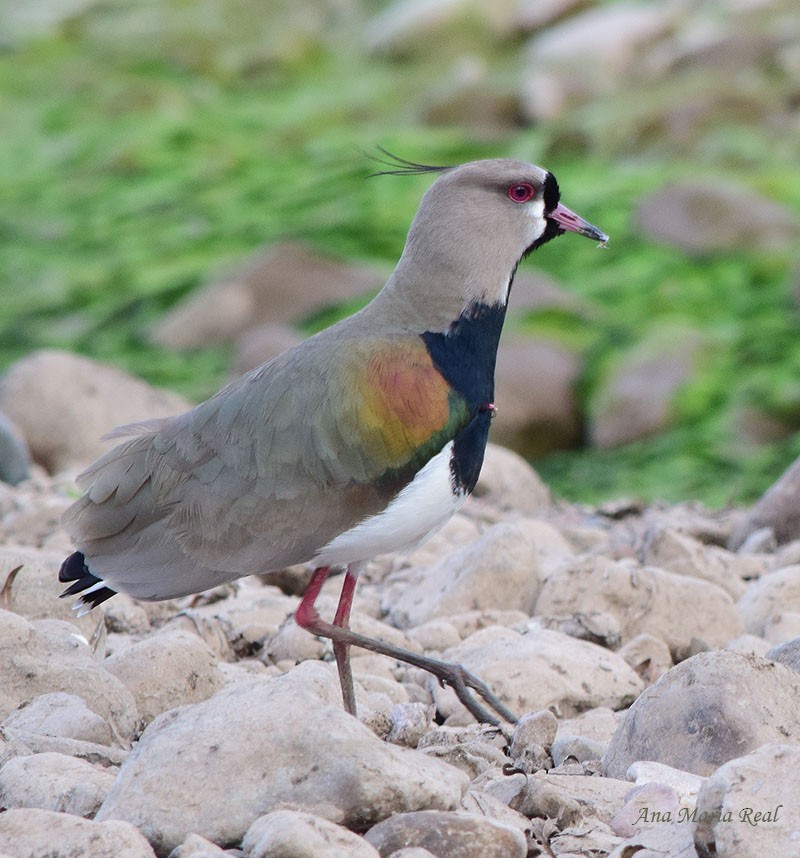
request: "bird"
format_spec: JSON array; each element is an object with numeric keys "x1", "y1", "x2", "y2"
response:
[{"x1": 59, "y1": 152, "x2": 608, "y2": 725}]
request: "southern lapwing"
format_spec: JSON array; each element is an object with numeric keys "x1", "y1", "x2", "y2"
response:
[{"x1": 59, "y1": 153, "x2": 608, "y2": 724}]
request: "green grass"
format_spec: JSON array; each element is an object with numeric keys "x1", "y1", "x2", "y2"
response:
[{"x1": 1, "y1": 9, "x2": 799, "y2": 505}]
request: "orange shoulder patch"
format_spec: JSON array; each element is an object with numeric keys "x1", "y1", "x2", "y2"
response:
[{"x1": 349, "y1": 337, "x2": 454, "y2": 465}]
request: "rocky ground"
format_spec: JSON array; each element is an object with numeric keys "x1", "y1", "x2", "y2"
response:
[{"x1": 1, "y1": 353, "x2": 800, "y2": 857}]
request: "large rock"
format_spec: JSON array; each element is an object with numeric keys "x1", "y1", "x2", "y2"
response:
[
  {"x1": 635, "y1": 181, "x2": 800, "y2": 254},
  {"x1": 520, "y1": 2, "x2": 676, "y2": 121},
  {"x1": 387, "y1": 521, "x2": 542, "y2": 629},
  {"x1": 729, "y1": 456, "x2": 800, "y2": 549},
  {"x1": 694, "y1": 743, "x2": 800, "y2": 857},
  {"x1": 103, "y1": 629, "x2": 225, "y2": 726},
  {"x1": 431, "y1": 626, "x2": 642, "y2": 721},
  {"x1": 152, "y1": 241, "x2": 383, "y2": 349},
  {"x1": 588, "y1": 326, "x2": 705, "y2": 448},
  {"x1": 492, "y1": 338, "x2": 582, "y2": 457},
  {"x1": 0, "y1": 611, "x2": 137, "y2": 740},
  {"x1": 535, "y1": 556, "x2": 742, "y2": 658},
  {"x1": 0, "y1": 807, "x2": 155, "y2": 857},
  {"x1": 471, "y1": 443, "x2": 551, "y2": 515},
  {"x1": 0, "y1": 350, "x2": 190, "y2": 473},
  {"x1": 0, "y1": 751, "x2": 115, "y2": 817},
  {"x1": 604, "y1": 651, "x2": 800, "y2": 777},
  {"x1": 96, "y1": 662, "x2": 468, "y2": 855}
]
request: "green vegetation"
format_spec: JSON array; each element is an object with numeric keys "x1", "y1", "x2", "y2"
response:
[{"x1": 1, "y1": 6, "x2": 799, "y2": 506}]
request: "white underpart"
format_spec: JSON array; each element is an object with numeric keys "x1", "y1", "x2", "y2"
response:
[{"x1": 315, "y1": 441, "x2": 465, "y2": 567}]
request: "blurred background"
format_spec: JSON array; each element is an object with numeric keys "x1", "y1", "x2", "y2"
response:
[{"x1": 1, "y1": 0, "x2": 799, "y2": 505}]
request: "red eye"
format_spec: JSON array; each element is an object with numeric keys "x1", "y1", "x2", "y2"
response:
[{"x1": 507, "y1": 182, "x2": 536, "y2": 203}]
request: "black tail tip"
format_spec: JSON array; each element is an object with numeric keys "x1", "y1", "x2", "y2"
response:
[
  {"x1": 59, "y1": 551, "x2": 88, "y2": 583},
  {"x1": 58, "y1": 551, "x2": 117, "y2": 609}
]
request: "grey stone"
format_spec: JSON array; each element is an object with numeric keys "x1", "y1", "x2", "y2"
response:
[
  {"x1": 535, "y1": 556, "x2": 742, "y2": 658},
  {"x1": 0, "y1": 350, "x2": 190, "y2": 473},
  {"x1": 737, "y1": 565, "x2": 800, "y2": 639},
  {"x1": 0, "y1": 411, "x2": 30, "y2": 485},
  {"x1": 0, "y1": 546, "x2": 106, "y2": 641},
  {"x1": 609, "y1": 821, "x2": 698, "y2": 858},
  {"x1": 385, "y1": 850, "x2": 437, "y2": 858},
  {"x1": 626, "y1": 760, "x2": 705, "y2": 809},
  {"x1": 0, "y1": 729, "x2": 128, "y2": 768},
  {"x1": 0, "y1": 751, "x2": 115, "y2": 817},
  {"x1": 471, "y1": 443, "x2": 551, "y2": 515},
  {"x1": 387, "y1": 702, "x2": 434, "y2": 748},
  {"x1": 365, "y1": 810, "x2": 527, "y2": 858},
  {"x1": 388, "y1": 521, "x2": 542, "y2": 629},
  {"x1": 0, "y1": 807, "x2": 155, "y2": 857},
  {"x1": 604, "y1": 651, "x2": 800, "y2": 777},
  {"x1": 694, "y1": 743, "x2": 799, "y2": 857},
  {"x1": 641, "y1": 528, "x2": 747, "y2": 599},
  {"x1": 431, "y1": 626, "x2": 642, "y2": 721},
  {"x1": 551, "y1": 735, "x2": 607, "y2": 766},
  {"x1": 766, "y1": 636, "x2": 800, "y2": 672},
  {"x1": 511, "y1": 709, "x2": 558, "y2": 752},
  {"x1": 492, "y1": 338, "x2": 582, "y2": 458},
  {"x1": 96, "y1": 662, "x2": 467, "y2": 855},
  {"x1": 729, "y1": 458, "x2": 800, "y2": 549},
  {"x1": 520, "y1": 3, "x2": 676, "y2": 121},
  {"x1": 485, "y1": 769, "x2": 631, "y2": 827},
  {"x1": 152, "y1": 242, "x2": 382, "y2": 349},
  {"x1": 242, "y1": 810, "x2": 380, "y2": 858},
  {"x1": 167, "y1": 833, "x2": 229, "y2": 857},
  {"x1": 617, "y1": 633, "x2": 673, "y2": 684},
  {"x1": 635, "y1": 181, "x2": 800, "y2": 255},
  {"x1": 103, "y1": 629, "x2": 225, "y2": 726},
  {"x1": 0, "y1": 611, "x2": 137, "y2": 740},
  {"x1": 2, "y1": 691, "x2": 116, "y2": 746},
  {"x1": 508, "y1": 710, "x2": 557, "y2": 771},
  {"x1": 610, "y1": 780, "x2": 681, "y2": 837},
  {"x1": 588, "y1": 326, "x2": 705, "y2": 448}
]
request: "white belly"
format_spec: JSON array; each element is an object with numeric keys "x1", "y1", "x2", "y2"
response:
[{"x1": 315, "y1": 441, "x2": 465, "y2": 566}]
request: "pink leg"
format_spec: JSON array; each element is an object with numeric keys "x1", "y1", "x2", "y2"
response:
[
  {"x1": 294, "y1": 565, "x2": 517, "y2": 725},
  {"x1": 294, "y1": 565, "x2": 359, "y2": 716},
  {"x1": 332, "y1": 567, "x2": 358, "y2": 716}
]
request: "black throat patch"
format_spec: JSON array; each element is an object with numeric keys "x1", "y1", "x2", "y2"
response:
[{"x1": 421, "y1": 302, "x2": 507, "y2": 494}]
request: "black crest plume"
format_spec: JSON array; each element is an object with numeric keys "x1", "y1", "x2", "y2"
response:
[{"x1": 363, "y1": 147, "x2": 453, "y2": 178}]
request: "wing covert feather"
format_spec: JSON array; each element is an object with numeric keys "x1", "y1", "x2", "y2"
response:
[{"x1": 64, "y1": 328, "x2": 469, "y2": 593}]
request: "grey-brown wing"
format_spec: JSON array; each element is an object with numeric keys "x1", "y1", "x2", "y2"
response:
[{"x1": 62, "y1": 336, "x2": 400, "y2": 600}]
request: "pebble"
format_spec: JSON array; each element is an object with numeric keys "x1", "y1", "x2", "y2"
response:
[
  {"x1": 0, "y1": 808, "x2": 156, "y2": 857},
  {"x1": 0, "y1": 751, "x2": 116, "y2": 817},
  {"x1": 242, "y1": 809, "x2": 380, "y2": 858},
  {"x1": 364, "y1": 810, "x2": 528, "y2": 858}
]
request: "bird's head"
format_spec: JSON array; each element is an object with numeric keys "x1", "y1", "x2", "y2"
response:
[{"x1": 374, "y1": 154, "x2": 608, "y2": 317}]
